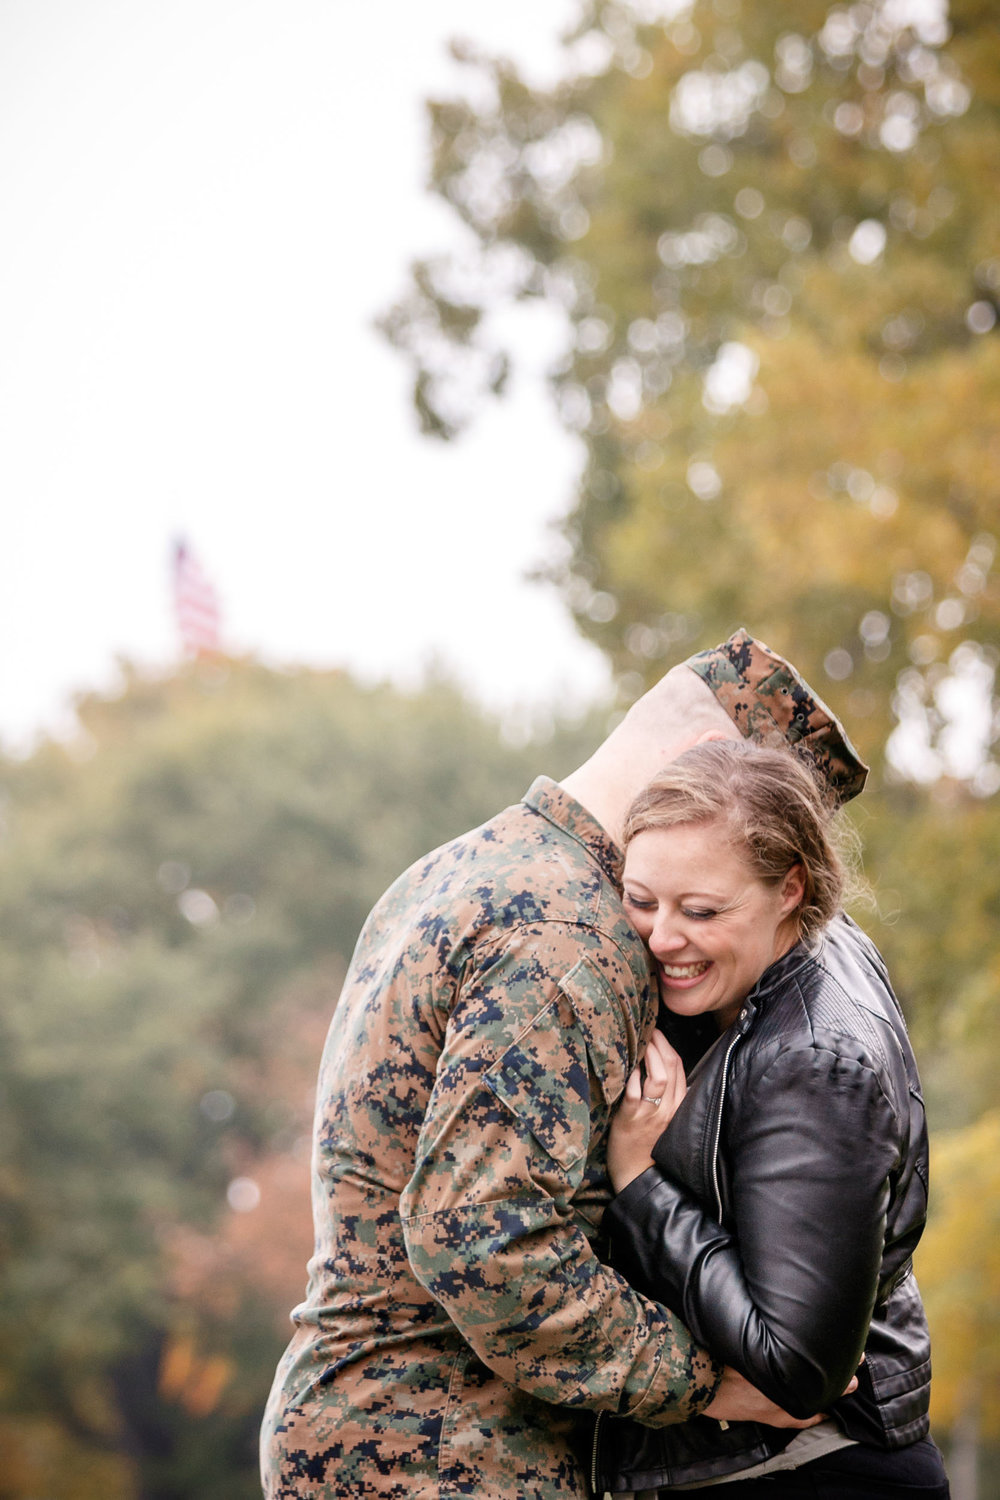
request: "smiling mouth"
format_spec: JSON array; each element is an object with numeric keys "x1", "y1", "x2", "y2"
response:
[{"x1": 661, "y1": 960, "x2": 711, "y2": 980}]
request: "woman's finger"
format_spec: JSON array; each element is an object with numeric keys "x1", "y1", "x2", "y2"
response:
[
  {"x1": 638, "y1": 1028, "x2": 687, "y2": 1120},
  {"x1": 643, "y1": 1043, "x2": 667, "y2": 1093},
  {"x1": 648, "y1": 1029, "x2": 683, "y2": 1071}
]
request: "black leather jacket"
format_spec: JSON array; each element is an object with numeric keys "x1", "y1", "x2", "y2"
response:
[{"x1": 593, "y1": 915, "x2": 932, "y2": 1494}]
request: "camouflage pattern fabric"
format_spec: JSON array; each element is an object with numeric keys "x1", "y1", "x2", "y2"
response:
[
  {"x1": 261, "y1": 779, "x2": 721, "y2": 1498},
  {"x1": 685, "y1": 628, "x2": 869, "y2": 805}
]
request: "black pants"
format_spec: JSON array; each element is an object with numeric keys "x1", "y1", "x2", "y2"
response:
[{"x1": 705, "y1": 1437, "x2": 950, "y2": 1498}]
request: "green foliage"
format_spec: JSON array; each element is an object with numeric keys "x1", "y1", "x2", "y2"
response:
[
  {"x1": 0, "y1": 659, "x2": 600, "y2": 1498},
  {"x1": 386, "y1": 0, "x2": 1000, "y2": 779},
  {"x1": 921, "y1": 1112, "x2": 1000, "y2": 1435},
  {"x1": 855, "y1": 783, "x2": 1000, "y2": 1095}
]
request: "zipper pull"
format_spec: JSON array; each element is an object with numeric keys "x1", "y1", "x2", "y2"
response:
[{"x1": 734, "y1": 1002, "x2": 755, "y2": 1035}]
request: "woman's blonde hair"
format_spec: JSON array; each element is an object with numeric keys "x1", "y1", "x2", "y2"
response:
[{"x1": 623, "y1": 739, "x2": 845, "y2": 942}]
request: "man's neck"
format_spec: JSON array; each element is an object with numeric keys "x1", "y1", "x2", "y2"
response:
[
  {"x1": 560, "y1": 741, "x2": 682, "y2": 848},
  {"x1": 558, "y1": 766, "x2": 624, "y2": 848}
]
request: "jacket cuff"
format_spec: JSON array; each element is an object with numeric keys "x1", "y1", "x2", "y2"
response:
[{"x1": 604, "y1": 1163, "x2": 662, "y2": 1235}]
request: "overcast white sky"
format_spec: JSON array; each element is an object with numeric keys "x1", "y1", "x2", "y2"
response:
[{"x1": 0, "y1": 0, "x2": 616, "y2": 750}]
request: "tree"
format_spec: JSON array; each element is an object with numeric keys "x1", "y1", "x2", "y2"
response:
[
  {"x1": 919, "y1": 1112, "x2": 1000, "y2": 1496},
  {"x1": 384, "y1": 0, "x2": 1000, "y2": 779},
  {"x1": 0, "y1": 659, "x2": 599, "y2": 1498}
]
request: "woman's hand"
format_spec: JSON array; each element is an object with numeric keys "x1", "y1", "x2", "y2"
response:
[
  {"x1": 607, "y1": 1029, "x2": 687, "y2": 1194},
  {"x1": 704, "y1": 1366, "x2": 860, "y2": 1428}
]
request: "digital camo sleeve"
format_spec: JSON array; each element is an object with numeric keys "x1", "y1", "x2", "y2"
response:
[{"x1": 399, "y1": 927, "x2": 720, "y2": 1427}]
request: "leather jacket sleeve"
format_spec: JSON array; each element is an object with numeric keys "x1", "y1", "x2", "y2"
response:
[{"x1": 604, "y1": 1039, "x2": 904, "y2": 1418}]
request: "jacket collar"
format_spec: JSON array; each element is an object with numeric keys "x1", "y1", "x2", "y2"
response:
[
  {"x1": 735, "y1": 935, "x2": 823, "y2": 1032},
  {"x1": 522, "y1": 776, "x2": 623, "y2": 888}
]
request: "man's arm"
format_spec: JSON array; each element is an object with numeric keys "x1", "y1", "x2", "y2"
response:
[{"x1": 399, "y1": 929, "x2": 720, "y2": 1427}]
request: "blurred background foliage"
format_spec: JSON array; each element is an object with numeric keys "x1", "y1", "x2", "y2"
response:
[
  {"x1": 3, "y1": 0, "x2": 999, "y2": 1495},
  {"x1": 385, "y1": 0, "x2": 999, "y2": 779},
  {"x1": 0, "y1": 661, "x2": 601, "y2": 1496}
]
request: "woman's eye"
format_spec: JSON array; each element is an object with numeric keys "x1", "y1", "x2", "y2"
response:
[
  {"x1": 682, "y1": 907, "x2": 716, "y2": 922},
  {"x1": 624, "y1": 893, "x2": 655, "y2": 911}
]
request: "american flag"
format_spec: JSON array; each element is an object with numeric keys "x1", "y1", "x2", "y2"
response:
[{"x1": 173, "y1": 539, "x2": 222, "y2": 657}]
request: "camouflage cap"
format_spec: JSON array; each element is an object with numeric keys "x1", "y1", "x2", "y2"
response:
[{"x1": 685, "y1": 627, "x2": 869, "y2": 805}]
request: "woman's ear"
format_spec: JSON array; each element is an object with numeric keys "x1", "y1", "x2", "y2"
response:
[{"x1": 780, "y1": 862, "x2": 806, "y2": 917}]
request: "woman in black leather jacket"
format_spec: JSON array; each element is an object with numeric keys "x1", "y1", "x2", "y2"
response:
[{"x1": 594, "y1": 739, "x2": 949, "y2": 1498}]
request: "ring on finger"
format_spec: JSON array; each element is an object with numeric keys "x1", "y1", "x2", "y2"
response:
[{"x1": 644, "y1": 1095, "x2": 663, "y2": 1105}]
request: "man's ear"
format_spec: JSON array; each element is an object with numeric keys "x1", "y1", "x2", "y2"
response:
[{"x1": 694, "y1": 727, "x2": 742, "y2": 746}]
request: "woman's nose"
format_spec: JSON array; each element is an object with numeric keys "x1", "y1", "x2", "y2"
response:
[{"x1": 649, "y1": 920, "x2": 687, "y2": 957}]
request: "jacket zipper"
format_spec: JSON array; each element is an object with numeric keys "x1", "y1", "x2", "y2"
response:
[
  {"x1": 595, "y1": 1018, "x2": 747, "y2": 1495},
  {"x1": 710, "y1": 1029, "x2": 743, "y2": 1221},
  {"x1": 590, "y1": 1409, "x2": 604, "y2": 1498},
  {"x1": 709, "y1": 1024, "x2": 744, "y2": 1436}
]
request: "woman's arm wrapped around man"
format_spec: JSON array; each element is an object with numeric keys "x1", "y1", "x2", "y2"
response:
[{"x1": 604, "y1": 1035, "x2": 902, "y2": 1418}]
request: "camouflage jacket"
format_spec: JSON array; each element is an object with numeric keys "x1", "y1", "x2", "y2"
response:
[{"x1": 261, "y1": 778, "x2": 720, "y2": 1499}]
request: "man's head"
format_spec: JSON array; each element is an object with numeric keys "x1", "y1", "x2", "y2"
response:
[{"x1": 560, "y1": 626, "x2": 867, "y2": 845}]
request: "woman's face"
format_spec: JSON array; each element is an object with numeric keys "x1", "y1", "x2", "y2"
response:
[{"x1": 622, "y1": 818, "x2": 805, "y2": 1029}]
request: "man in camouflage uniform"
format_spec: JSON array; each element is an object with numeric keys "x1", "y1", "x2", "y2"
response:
[{"x1": 261, "y1": 629, "x2": 867, "y2": 1499}]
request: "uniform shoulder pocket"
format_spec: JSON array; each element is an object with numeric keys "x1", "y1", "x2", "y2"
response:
[
  {"x1": 484, "y1": 988, "x2": 590, "y2": 1171},
  {"x1": 558, "y1": 955, "x2": 631, "y2": 1105}
]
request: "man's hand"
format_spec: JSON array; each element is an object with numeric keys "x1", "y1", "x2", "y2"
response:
[
  {"x1": 704, "y1": 1366, "x2": 859, "y2": 1429},
  {"x1": 608, "y1": 1029, "x2": 686, "y2": 1194}
]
